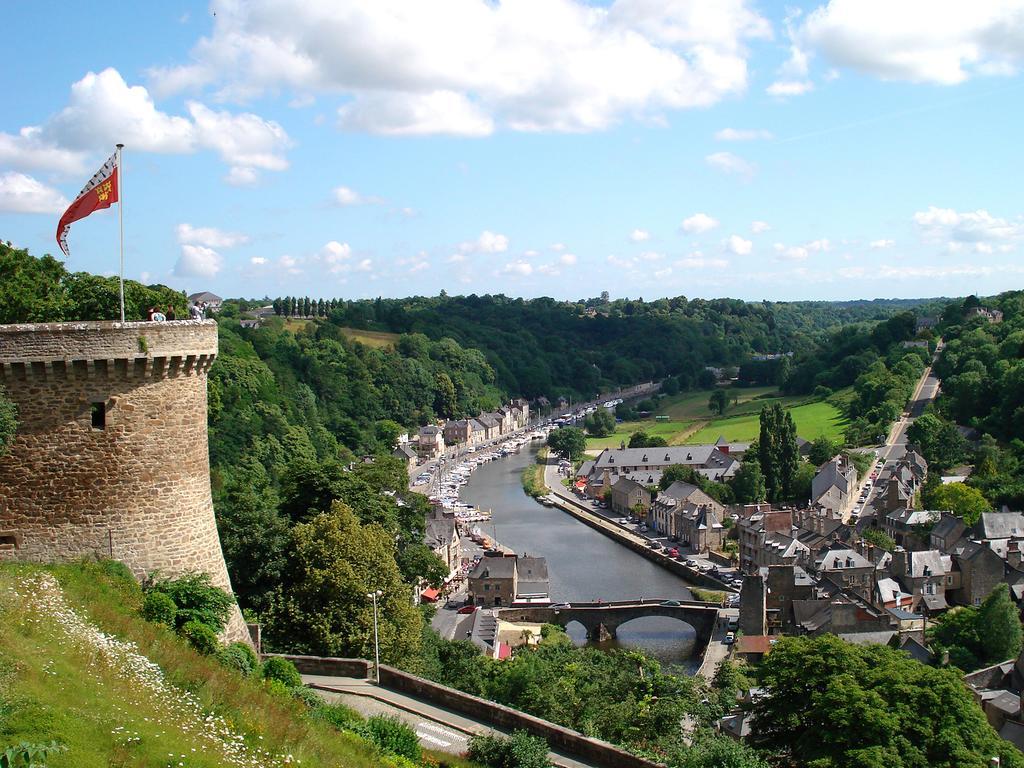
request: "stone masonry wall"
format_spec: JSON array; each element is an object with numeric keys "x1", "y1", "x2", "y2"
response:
[{"x1": 0, "y1": 320, "x2": 248, "y2": 642}]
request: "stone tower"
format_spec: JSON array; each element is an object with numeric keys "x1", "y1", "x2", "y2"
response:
[{"x1": 0, "y1": 319, "x2": 247, "y2": 641}]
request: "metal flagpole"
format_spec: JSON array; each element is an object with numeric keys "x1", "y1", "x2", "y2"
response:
[{"x1": 116, "y1": 143, "x2": 125, "y2": 324}]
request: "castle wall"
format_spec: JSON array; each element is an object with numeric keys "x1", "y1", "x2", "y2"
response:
[{"x1": 0, "y1": 320, "x2": 248, "y2": 641}]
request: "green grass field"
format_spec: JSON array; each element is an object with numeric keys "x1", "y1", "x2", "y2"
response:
[
  {"x1": 685, "y1": 399, "x2": 848, "y2": 444},
  {"x1": 584, "y1": 386, "x2": 849, "y2": 450},
  {"x1": 339, "y1": 327, "x2": 400, "y2": 348}
]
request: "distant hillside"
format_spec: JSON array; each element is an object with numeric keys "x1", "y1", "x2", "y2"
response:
[{"x1": 0, "y1": 560, "x2": 468, "y2": 768}]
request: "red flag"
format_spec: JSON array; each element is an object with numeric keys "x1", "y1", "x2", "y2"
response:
[{"x1": 56, "y1": 151, "x2": 119, "y2": 257}]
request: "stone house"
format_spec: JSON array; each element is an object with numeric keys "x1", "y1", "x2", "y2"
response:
[
  {"x1": 930, "y1": 513, "x2": 967, "y2": 552},
  {"x1": 514, "y1": 557, "x2": 549, "y2": 602},
  {"x1": 425, "y1": 516, "x2": 462, "y2": 579},
  {"x1": 973, "y1": 512, "x2": 1024, "y2": 558},
  {"x1": 443, "y1": 419, "x2": 474, "y2": 446},
  {"x1": 476, "y1": 414, "x2": 501, "y2": 441},
  {"x1": 392, "y1": 443, "x2": 418, "y2": 471},
  {"x1": 950, "y1": 539, "x2": 1005, "y2": 607},
  {"x1": 887, "y1": 548, "x2": 953, "y2": 614},
  {"x1": 610, "y1": 477, "x2": 652, "y2": 518},
  {"x1": 648, "y1": 481, "x2": 720, "y2": 539},
  {"x1": 813, "y1": 547, "x2": 875, "y2": 602},
  {"x1": 675, "y1": 503, "x2": 726, "y2": 553},
  {"x1": 469, "y1": 555, "x2": 517, "y2": 607},
  {"x1": 739, "y1": 509, "x2": 809, "y2": 572},
  {"x1": 511, "y1": 398, "x2": 530, "y2": 428},
  {"x1": 188, "y1": 291, "x2": 223, "y2": 312},
  {"x1": 883, "y1": 508, "x2": 936, "y2": 550},
  {"x1": 417, "y1": 425, "x2": 445, "y2": 459},
  {"x1": 811, "y1": 455, "x2": 858, "y2": 517},
  {"x1": 587, "y1": 445, "x2": 740, "y2": 486}
]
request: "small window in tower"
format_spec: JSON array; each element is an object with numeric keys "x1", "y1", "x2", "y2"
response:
[
  {"x1": 0, "y1": 535, "x2": 17, "y2": 549},
  {"x1": 91, "y1": 402, "x2": 106, "y2": 430}
]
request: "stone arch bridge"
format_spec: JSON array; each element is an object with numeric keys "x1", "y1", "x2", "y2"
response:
[{"x1": 498, "y1": 599, "x2": 720, "y2": 649}]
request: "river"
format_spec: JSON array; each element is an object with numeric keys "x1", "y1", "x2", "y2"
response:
[{"x1": 459, "y1": 443, "x2": 699, "y2": 670}]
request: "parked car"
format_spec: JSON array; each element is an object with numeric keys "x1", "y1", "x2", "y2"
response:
[
  {"x1": 723, "y1": 632, "x2": 735, "y2": 645},
  {"x1": 668, "y1": 548, "x2": 679, "y2": 558},
  {"x1": 660, "y1": 600, "x2": 682, "y2": 607},
  {"x1": 685, "y1": 558, "x2": 698, "y2": 567},
  {"x1": 457, "y1": 604, "x2": 478, "y2": 614}
]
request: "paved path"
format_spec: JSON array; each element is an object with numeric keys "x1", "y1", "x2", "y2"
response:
[{"x1": 304, "y1": 674, "x2": 597, "y2": 768}]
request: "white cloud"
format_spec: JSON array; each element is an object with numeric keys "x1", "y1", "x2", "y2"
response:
[
  {"x1": 676, "y1": 252, "x2": 729, "y2": 269},
  {"x1": 0, "y1": 129, "x2": 88, "y2": 175},
  {"x1": 913, "y1": 206, "x2": 1023, "y2": 246},
  {"x1": 550, "y1": 243, "x2": 567, "y2": 252},
  {"x1": 537, "y1": 264, "x2": 561, "y2": 276},
  {"x1": 714, "y1": 127, "x2": 772, "y2": 141},
  {"x1": 334, "y1": 186, "x2": 362, "y2": 206},
  {"x1": 250, "y1": 256, "x2": 268, "y2": 265},
  {"x1": 797, "y1": 0, "x2": 1024, "y2": 85},
  {"x1": 681, "y1": 212, "x2": 720, "y2": 234},
  {"x1": 869, "y1": 238, "x2": 895, "y2": 249},
  {"x1": 501, "y1": 260, "x2": 533, "y2": 276},
  {"x1": 560, "y1": 253, "x2": 578, "y2": 266},
  {"x1": 460, "y1": 230, "x2": 509, "y2": 254},
  {"x1": 773, "y1": 238, "x2": 830, "y2": 261},
  {"x1": 9, "y1": 68, "x2": 290, "y2": 185},
  {"x1": 705, "y1": 151, "x2": 754, "y2": 177},
  {"x1": 766, "y1": 79, "x2": 814, "y2": 96},
  {"x1": 318, "y1": 240, "x2": 353, "y2": 270},
  {"x1": 727, "y1": 235, "x2": 753, "y2": 255},
  {"x1": 751, "y1": 220, "x2": 771, "y2": 233},
  {"x1": 447, "y1": 253, "x2": 466, "y2": 263},
  {"x1": 630, "y1": 228, "x2": 650, "y2": 242},
  {"x1": 638, "y1": 251, "x2": 664, "y2": 261},
  {"x1": 225, "y1": 167, "x2": 259, "y2": 186},
  {"x1": 354, "y1": 258, "x2": 373, "y2": 272},
  {"x1": 149, "y1": 0, "x2": 771, "y2": 135},
  {"x1": 174, "y1": 244, "x2": 223, "y2": 278},
  {"x1": 0, "y1": 172, "x2": 69, "y2": 214},
  {"x1": 339, "y1": 91, "x2": 494, "y2": 137},
  {"x1": 176, "y1": 223, "x2": 249, "y2": 248}
]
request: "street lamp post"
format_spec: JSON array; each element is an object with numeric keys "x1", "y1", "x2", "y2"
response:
[{"x1": 367, "y1": 589, "x2": 383, "y2": 683}]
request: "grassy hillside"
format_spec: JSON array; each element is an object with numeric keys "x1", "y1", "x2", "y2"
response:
[
  {"x1": 585, "y1": 386, "x2": 846, "y2": 449},
  {"x1": 339, "y1": 327, "x2": 400, "y2": 348},
  {"x1": 0, "y1": 560, "x2": 471, "y2": 768}
]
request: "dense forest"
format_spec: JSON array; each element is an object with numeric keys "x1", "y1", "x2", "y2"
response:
[{"x1": 270, "y1": 292, "x2": 936, "y2": 401}]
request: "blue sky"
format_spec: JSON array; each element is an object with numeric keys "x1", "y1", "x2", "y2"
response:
[{"x1": 2, "y1": 0, "x2": 1024, "y2": 302}]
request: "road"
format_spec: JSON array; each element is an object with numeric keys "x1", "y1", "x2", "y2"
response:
[
  {"x1": 306, "y1": 675, "x2": 598, "y2": 768},
  {"x1": 857, "y1": 342, "x2": 943, "y2": 519}
]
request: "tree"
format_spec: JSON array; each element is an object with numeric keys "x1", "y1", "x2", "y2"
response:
[
  {"x1": 925, "y1": 483, "x2": 990, "y2": 526},
  {"x1": 659, "y1": 464, "x2": 704, "y2": 490},
  {"x1": 584, "y1": 408, "x2": 615, "y2": 437},
  {"x1": 396, "y1": 542, "x2": 449, "y2": 588},
  {"x1": 753, "y1": 634, "x2": 1024, "y2": 768},
  {"x1": 547, "y1": 427, "x2": 587, "y2": 461},
  {"x1": 433, "y1": 372, "x2": 458, "y2": 419},
  {"x1": 629, "y1": 430, "x2": 651, "y2": 448},
  {"x1": 861, "y1": 528, "x2": 895, "y2": 552},
  {"x1": 708, "y1": 389, "x2": 729, "y2": 416},
  {"x1": 264, "y1": 501, "x2": 423, "y2": 661},
  {"x1": 0, "y1": 385, "x2": 17, "y2": 458},
  {"x1": 375, "y1": 419, "x2": 405, "y2": 450},
  {"x1": 907, "y1": 413, "x2": 968, "y2": 472},
  {"x1": 729, "y1": 458, "x2": 766, "y2": 503},
  {"x1": 978, "y1": 584, "x2": 1023, "y2": 664},
  {"x1": 807, "y1": 435, "x2": 843, "y2": 467},
  {"x1": 778, "y1": 410, "x2": 799, "y2": 499}
]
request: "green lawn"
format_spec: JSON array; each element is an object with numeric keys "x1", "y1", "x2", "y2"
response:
[
  {"x1": 585, "y1": 386, "x2": 846, "y2": 450},
  {"x1": 686, "y1": 399, "x2": 848, "y2": 444}
]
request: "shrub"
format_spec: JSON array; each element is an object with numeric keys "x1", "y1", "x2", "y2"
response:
[
  {"x1": 140, "y1": 591, "x2": 177, "y2": 628},
  {"x1": 468, "y1": 731, "x2": 550, "y2": 768},
  {"x1": 145, "y1": 572, "x2": 235, "y2": 632},
  {"x1": 1, "y1": 741, "x2": 67, "y2": 767},
  {"x1": 97, "y1": 559, "x2": 136, "y2": 583},
  {"x1": 181, "y1": 620, "x2": 219, "y2": 656},
  {"x1": 263, "y1": 678, "x2": 292, "y2": 698},
  {"x1": 311, "y1": 701, "x2": 365, "y2": 731},
  {"x1": 291, "y1": 685, "x2": 323, "y2": 709},
  {"x1": 261, "y1": 656, "x2": 302, "y2": 688},
  {"x1": 356, "y1": 716, "x2": 421, "y2": 763},
  {"x1": 215, "y1": 642, "x2": 259, "y2": 676}
]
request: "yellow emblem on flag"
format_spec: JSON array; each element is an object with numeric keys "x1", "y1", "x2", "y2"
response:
[{"x1": 97, "y1": 180, "x2": 112, "y2": 202}]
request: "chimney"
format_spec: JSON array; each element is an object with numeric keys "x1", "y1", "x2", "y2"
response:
[
  {"x1": 891, "y1": 546, "x2": 908, "y2": 576},
  {"x1": 1009, "y1": 540, "x2": 1022, "y2": 569}
]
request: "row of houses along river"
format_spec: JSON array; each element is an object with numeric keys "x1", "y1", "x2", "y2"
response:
[{"x1": 458, "y1": 442, "x2": 701, "y2": 672}]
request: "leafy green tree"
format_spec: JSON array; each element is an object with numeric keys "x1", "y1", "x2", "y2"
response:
[
  {"x1": 145, "y1": 572, "x2": 236, "y2": 633},
  {"x1": 433, "y1": 371, "x2": 458, "y2": 419},
  {"x1": 924, "y1": 483, "x2": 990, "y2": 526},
  {"x1": 0, "y1": 385, "x2": 17, "y2": 458},
  {"x1": 264, "y1": 501, "x2": 423, "y2": 662},
  {"x1": 729, "y1": 458, "x2": 766, "y2": 503},
  {"x1": 807, "y1": 435, "x2": 843, "y2": 466},
  {"x1": 396, "y1": 542, "x2": 449, "y2": 588},
  {"x1": 547, "y1": 427, "x2": 587, "y2": 461},
  {"x1": 757, "y1": 404, "x2": 797, "y2": 501},
  {"x1": 708, "y1": 389, "x2": 729, "y2": 416},
  {"x1": 978, "y1": 584, "x2": 1023, "y2": 664},
  {"x1": 659, "y1": 464, "x2": 705, "y2": 490},
  {"x1": 374, "y1": 419, "x2": 405, "y2": 450},
  {"x1": 861, "y1": 528, "x2": 895, "y2": 552},
  {"x1": 584, "y1": 408, "x2": 615, "y2": 437},
  {"x1": 907, "y1": 412, "x2": 968, "y2": 472},
  {"x1": 753, "y1": 634, "x2": 1024, "y2": 768}
]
